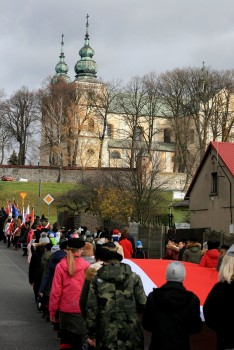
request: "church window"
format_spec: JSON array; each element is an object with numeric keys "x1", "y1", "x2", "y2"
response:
[
  {"x1": 107, "y1": 124, "x2": 114, "y2": 138},
  {"x1": 110, "y1": 151, "x2": 121, "y2": 159},
  {"x1": 88, "y1": 118, "x2": 95, "y2": 132},
  {"x1": 164, "y1": 128, "x2": 171, "y2": 143}
]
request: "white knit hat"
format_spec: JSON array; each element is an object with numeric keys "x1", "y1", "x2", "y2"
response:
[
  {"x1": 166, "y1": 261, "x2": 186, "y2": 282},
  {"x1": 51, "y1": 244, "x2": 60, "y2": 253}
]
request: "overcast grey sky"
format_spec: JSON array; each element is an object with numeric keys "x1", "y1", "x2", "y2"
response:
[{"x1": 1, "y1": 0, "x2": 234, "y2": 97}]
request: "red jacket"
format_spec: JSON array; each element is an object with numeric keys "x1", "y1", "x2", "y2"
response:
[
  {"x1": 119, "y1": 238, "x2": 133, "y2": 258},
  {"x1": 200, "y1": 249, "x2": 219, "y2": 268},
  {"x1": 49, "y1": 255, "x2": 90, "y2": 318},
  {"x1": 163, "y1": 247, "x2": 179, "y2": 260},
  {"x1": 27, "y1": 229, "x2": 34, "y2": 244}
]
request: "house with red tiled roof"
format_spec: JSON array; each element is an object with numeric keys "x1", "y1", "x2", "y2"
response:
[{"x1": 185, "y1": 141, "x2": 234, "y2": 234}]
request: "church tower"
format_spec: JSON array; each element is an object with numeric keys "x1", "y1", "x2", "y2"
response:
[
  {"x1": 74, "y1": 14, "x2": 98, "y2": 82},
  {"x1": 52, "y1": 34, "x2": 71, "y2": 84}
]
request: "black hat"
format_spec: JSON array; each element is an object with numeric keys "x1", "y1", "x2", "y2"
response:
[
  {"x1": 45, "y1": 243, "x2": 53, "y2": 251},
  {"x1": 59, "y1": 238, "x2": 68, "y2": 250},
  {"x1": 95, "y1": 247, "x2": 123, "y2": 262},
  {"x1": 67, "y1": 238, "x2": 85, "y2": 249},
  {"x1": 207, "y1": 240, "x2": 220, "y2": 250}
]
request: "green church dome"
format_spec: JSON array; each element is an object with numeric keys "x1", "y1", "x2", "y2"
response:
[
  {"x1": 52, "y1": 34, "x2": 71, "y2": 84},
  {"x1": 74, "y1": 15, "x2": 98, "y2": 81}
]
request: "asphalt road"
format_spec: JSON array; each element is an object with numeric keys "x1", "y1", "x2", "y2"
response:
[{"x1": 0, "y1": 241, "x2": 58, "y2": 350}]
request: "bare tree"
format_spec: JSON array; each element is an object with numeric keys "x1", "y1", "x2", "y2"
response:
[
  {"x1": 65, "y1": 82, "x2": 94, "y2": 166},
  {"x1": 141, "y1": 72, "x2": 162, "y2": 160},
  {"x1": 88, "y1": 79, "x2": 122, "y2": 168},
  {"x1": 156, "y1": 67, "x2": 234, "y2": 182},
  {"x1": 40, "y1": 79, "x2": 100, "y2": 174},
  {"x1": 0, "y1": 89, "x2": 12, "y2": 164},
  {"x1": 111, "y1": 152, "x2": 169, "y2": 225},
  {"x1": 56, "y1": 186, "x2": 96, "y2": 213},
  {"x1": 2, "y1": 86, "x2": 40, "y2": 165},
  {"x1": 156, "y1": 68, "x2": 198, "y2": 180},
  {"x1": 208, "y1": 69, "x2": 234, "y2": 142},
  {"x1": 117, "y1": 76, "x2": 148, "y2": 168},
  {"x1": 185, "y1": 66, "x2": 225, "y2": 160}
]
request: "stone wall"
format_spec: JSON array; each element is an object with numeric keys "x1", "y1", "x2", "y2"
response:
[{"x1": 0, "y1": 165, "x2": 187, "y2": 191}]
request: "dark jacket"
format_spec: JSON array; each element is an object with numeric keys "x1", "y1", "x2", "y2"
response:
[
  {"x1": 41, "y1": 250, "x2": 52, "y2": 279},
  {"x1": 178, "y1": 246, "x2": 186, "y2": 261},
  {"x1": 142, "y1": 281, "x2": 202, "y2": 350},
  {"x1": 38, "y1": 249, "x2": 66, "y2": 295},
  {"x1": 183, "y1": 243, "x2": 202, "y2": 264},
  {"x1": 203, "y1": 280, "x2": 234, "y2": 350},
  {"x1": 86, "y1": 262, "x2": 146, "y2": 350},
  {"x1": 29, "y1": 250, "x2": 44, "y2": 285},
  {"x1": 134, "y1": 248, "x2": 148, "y2": 259}
]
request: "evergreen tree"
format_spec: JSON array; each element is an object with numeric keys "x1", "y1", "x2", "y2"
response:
[{"x1": 8, "y1": 150, "x2": 18, "y2": 165}]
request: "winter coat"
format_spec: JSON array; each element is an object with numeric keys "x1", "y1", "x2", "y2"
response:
[
  {"x1": 49, "y1": 255, "x2": 90, "y2": 318},
  {"x1": 134, "y1": 248, "x2": 147, "y2": 259},
  {"x1": 19, "y1": 225, "x2": 30, "y2": 244},
  {"x1": 178, "y1": 246, "x2": 186, "y2": 261},
  {"x1": 38, "y1": 250, "x2": 66, "y2": 296},
  {"x1": 26, "y1": 229, "x2": 34, "y2": 244},
  {"x1": 29, "y1": 250, "x2": 44, "y2": 285},
  {"x1": 183, "y1": 243, "x2": 202, "y2": 264},
  {"x1": 127, "y1": 234, "x2": 136, "y2": 258},
  {"x1": 86, "y1": 262, "x2": 146, "y2": 350},
  {"x1": 49, "y1": 237, "x2": 57, "y2": 245},
  {"x1": 203, "y1": 280, "x2": 234, "y2": 350},
  {"x1": 119, "y1": 238, "x2": 133, "y2": 258},
  {"x1": 142, "y1": 281, "x2": 202, "y2": 350},
  {"x1": 163, "y1": 245, "x2": 179, "y2": 260},
  {"x1": 200, "y1": 249, "x2": 219, "y2": 268},
  {"x1": 41, "y1": 250, "x2": 52, "y2": 279}
]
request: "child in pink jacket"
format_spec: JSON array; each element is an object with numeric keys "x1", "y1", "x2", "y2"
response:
[{"x1": 49, "y1": 238, "x2": 90, "y2": 350}]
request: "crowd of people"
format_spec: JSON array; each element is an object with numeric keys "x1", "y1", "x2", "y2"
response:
[
  {"x1": 0, "y1": 210, "x2": 234, "y2": 350},
  {"x1": 163, "y1": 236, "x2": 230, "y2": 271}
]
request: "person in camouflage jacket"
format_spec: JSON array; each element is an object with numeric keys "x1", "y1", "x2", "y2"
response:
[{"x1": 85, "y1": 249, "x2": 146, "y2": 350}]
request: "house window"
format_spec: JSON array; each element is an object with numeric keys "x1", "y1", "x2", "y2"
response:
[
  {"x1": 88, "y1": 118, "x2": 94, "y2": 132},
  {"x1": 107, "y1": 124, "x2": 114, "y2": 138},
  {"x1": 211, "y1": 172, "x2": 218, "y2": 194},
  {"x1": 110, "y1": 151, "x2": 121, "y2": 159},
  {"x1": 164, "y1": 128, "x2": 171, "y2": 143}
]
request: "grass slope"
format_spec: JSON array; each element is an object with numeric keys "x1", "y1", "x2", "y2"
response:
[{"x1": 0, "y1": 181, "x2": 76, "y2": 224}]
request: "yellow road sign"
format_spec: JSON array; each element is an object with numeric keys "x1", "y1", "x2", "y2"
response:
[
  {"x1": 20, "y1": 192, "x2": 27, "y2": 199},
  {"x1": 43, "y1": 194, "x2": 54, "y2": 205}
]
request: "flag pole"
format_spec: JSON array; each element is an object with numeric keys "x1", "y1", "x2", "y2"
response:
[{"x1": 20, "y1": 192, "x2": 27, "y2": 222}]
